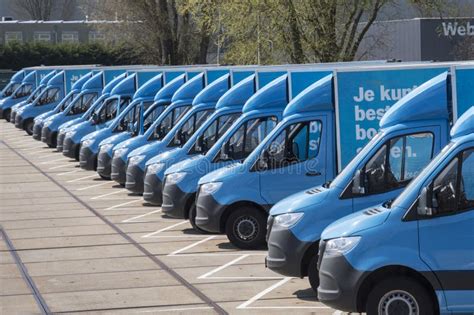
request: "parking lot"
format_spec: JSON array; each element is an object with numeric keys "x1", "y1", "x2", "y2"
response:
[{"x1": 0, "y1": 121, "x2": 340, "y2": 314}]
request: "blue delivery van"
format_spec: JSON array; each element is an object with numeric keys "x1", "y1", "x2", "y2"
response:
[
  {"x1": 109, "y1": 73, "x2": 189, "y2": 185},
  {"x1": 79, "y1": 73, "x2": 163, "y2": 172},
  {"x1": 14, "y1": 67, "x2": 93, "y2": 135},
  {"x1": 96, "y1": 70, "x2": 186, "y2": 179},
  {"x1": 78, "y1": 74, "x2": 139, "y2": 169},
  {"x1": 32, "y1": 71, "x2": 94, "y2": 141},
  {"x1": 40, "y1": 71, "x2": 105, "y2": 148},
  {"x1": 0, "y1": 70, "x2": 25, "y2": 100},
  {"x1": 9, "y1": 70, "x2": 57, "y2": 125},
  {"x1": 317, "y1": 106, "x2": 474, "y2": 314},
  {"x1": 0, "y1": 71, "x2": 37, "y2": 121},
  {"x1": 123, "y1": 71, "x2": 228, "y2": 194},
  {"x1": 266, "y1": 68, "x2": 471, "y2": 291},
  {"x1": 144, "y1": 69, "x2": 255, "y2": 206},
  {"x1": 62, "y1": 73, "x2": 129, "y2": 160},
  {"x1": 163, "y1": 69, "x2": 289, "y2": 229}
]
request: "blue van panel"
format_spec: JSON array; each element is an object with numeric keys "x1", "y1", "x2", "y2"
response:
[
  {"x1": 154, "y1": 74, "x2": 186, "y2": 103},
  {"x1": 290, "y1": 71, "x2": 332, "y2": 98},
  {"x1": 83, "y1": 72, "x2": 104, "y2": 91},
  {"x1": 231, "y1": 71, "x2": 255, "y2": 85},
  {"x1": 136, "y1": 71, "x2": 162, "y2": 87},
  {"x1": 71, "y1": 72, "x2": 93, "y2": 91},
  {"x1": 171, "y1": 73, "x2": 205, "y2": 104},
  {"x1": 193, "y1": 74, "x2": 230, "y2": 105},
  {"x1": 206, "y1": 69, "x2": 230, "y2": 84},
  {"x1": 451, "y1": 106, "x2": 474, "y2": 138},
  {"x1": 164, "y1": 71, "x2": 185, "y2": 84},
  {"x1": 243, "y1": 74, "x2": 288, "y2": 112},
  {"x1": 133, "y1": 74, "x2": 164, "y2": 99},
  {"x1": 65, "y1": 69, "x2": 94, "y2": 93},
  {"x1": 454, "y1": 67, "x2": 474, "y2": 118},
  {"x1": 336, "y1": 66, "x2": 449, "y2": 168},
  {"x1": 216, "y1": 74, "x2": 256, "y2": 110},
  {"x1": 257, "y1": 71, "x2": 287, "y2": 89},
  {"x1": 103, "y1": 70, "x2": 126, "y2": 84},
  {"x1": 186, "y1": 71, "x2": 202, "y2": 79},
  {"x1": 111, "y1": 74, "x2": 137, "y2": 95}
]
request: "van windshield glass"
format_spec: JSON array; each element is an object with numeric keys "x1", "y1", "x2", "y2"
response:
[
  {"x1": 148, "y1": 105, "x2": 191, "y2": 141},
  {"x1": 143, "y1": 103, "x2": 167, "y2": 132},
  {"x1": 58, "y1": 93, "x2": 78, "y2": 111},
  {"x1": 28, "y1": 87, "x2": 43, "y2": 102},
  {"x1": 37, "y1": 87, "x2": 60, "y2": 106},
  {"x1": 68, "y1": 93, "x2": 97, "y2": 115},
  {"x1": 168, "y1": 109, "x2": 214, "y2": 148},
  {"x1": 12, "y1": 84, "x2": 33, "y2": 99},
  {"x1": 2, "y1": 83, "x2": 21, "y2": 97}
]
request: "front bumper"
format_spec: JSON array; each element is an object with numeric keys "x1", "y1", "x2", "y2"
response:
[
  {"x1": 57, "y1": 132, "x2": 66, "y2": 152},
  {"x1": 32, "y1": 123, "x2": 43, "y2": 140},
  {"x1": 111, "y1": 156, "x2": 127, "y2": 184},
  {"x1": 15, "y1": 115, "x2": 23, "y2": 129},
  {"x1": 41, "y1": 126, "x2": 55, "y2": 146},
  {"x1": 97, "y1": 150, "x2": 112, "y2": 178},
  {"x1": 195, "y1": 192, "x2": 226, "y2": 233},
  {"x1": 161, "y1": 180, "x2": 192, "y2": 218},
  {"x1": 10, "y1": 110, "x2": 17, "y2": 124},
  {"x1": 266, "y1": 218, "x2": 313, "y2": 277},
  {"x1": 317, "y1": 241, "x2": 364, "y2": 312},
  {"x1": 63, "y1": 137, "x2": 80, "y2": 160},
  {"x1": 79, "y1": 146, "x2": 97, "y2": 170},
  {"x1": 143, "y1": 170, "x2": 164, "y2": 205},
  {"x1": 125, "y1": 164, "x2": 144, "y2": 194}
]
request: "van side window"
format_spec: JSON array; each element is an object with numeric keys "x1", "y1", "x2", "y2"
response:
[
  {"x1": 149, "y1": 105, "x2": 191, "y2": 141},
  {"x1": 143, "y1": 104, "x2": 167, "y2": 132},
  {"x1": 168, "y1": 109, "x2": 214, "y2": 147},
  {"x1": 37, "y1": 87, "x2": 60, "y2": 105},
  {"x1": 263, "y1": 120, "x2": 322, "y2": 169},
  {"x1": 430, "y1": 148, "x2": 474, "y2": 215},
  {"x1": 362, "y1": 132, "x2": 434, "y2": 195}
]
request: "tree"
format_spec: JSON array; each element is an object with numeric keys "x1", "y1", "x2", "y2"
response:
[{"x1": 14, "y1": 0, "x2": 54, "y2": 20}]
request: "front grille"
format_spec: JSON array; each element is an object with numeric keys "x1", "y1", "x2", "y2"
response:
[{"x1": 363, "y1": 208, "x2": 382, "y2": 216}]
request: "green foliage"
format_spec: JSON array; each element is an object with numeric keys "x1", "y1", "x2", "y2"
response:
[{"x1": 0, "y1": 42, "x2": 144, "y2": 70}]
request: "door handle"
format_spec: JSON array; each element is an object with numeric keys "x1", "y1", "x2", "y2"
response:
[{"x1": 306, "y1": 171, "x2": 321, "y2": 177}]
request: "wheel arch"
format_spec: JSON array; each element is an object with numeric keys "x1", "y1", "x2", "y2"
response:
[
  {"x1": 183, "y1": 192, "x2": 197, "y2": 219},
  {"x1": 219, "y1": 200, "x2": 267, "y2": 233},
  {"x1": 356, "y1": 264, "x2": 440, "y2": 314}
]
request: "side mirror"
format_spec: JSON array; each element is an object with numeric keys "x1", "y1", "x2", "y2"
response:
[
  {"x1": 352, "y1": 169, "x2": 366, "y2": 195},
  {"x1": 417, "y1": 187, "x2": 433, "y2": 216},
  {"x1": 220, "y1": 142, "x2": 230, "y2": 160},
  {"x1": 175, "y1": 130, "x2": 183, "y2": 145},
  {"x1": 92, "y1": 112, "x2": 99, "y2": 123},
  {"x1": 257, "y1": 148, "x2": 269, "y2": 170},
  {"x1": 196, "y1": 135, "x2": 204, "y2": 152}
]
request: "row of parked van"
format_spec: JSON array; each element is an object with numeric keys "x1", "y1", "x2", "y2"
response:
[{"x1": 1, "y1": 62, "x2": 473, "y2": 314}]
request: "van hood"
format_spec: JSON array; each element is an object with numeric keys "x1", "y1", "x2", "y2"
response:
[
  {"x1": 165, "y1": 154, "x2": 206, "y2": 175},
  {"x1": 321, "y1": 205, "x2": 391, "y2": 240},
  {"x1": 198, "y1": 162, "x2": 243, "y2": 185},
  {"x1": 147, "y1": 147, "x2": 181, "y2": 165},
  {"x1": 270, "y1": 185, "x2": 331, "y2": 216},
  {"x1": 115, "y1": 135, "x2": 145, "y2": 149}
]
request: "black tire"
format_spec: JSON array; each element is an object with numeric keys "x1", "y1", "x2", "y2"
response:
[
  {"x1": 47, "y1": 143, "x2": 55, "y2": 148},
  {"x1": 4, "y1": 109, "x2": 11, "y2": 122},
  {"x1": 99, "y1": 173, "x2": 111, "y2": 180},
  {"x1": 25, "y1": 120, "x2": 34, "y2": 135},
  {"x1": 307, "y1": 254, "x2": 320, "y2": 293},
  {"x1": 50, "y1": 132, "x2": 57, "y2": 148},
  {"x1": 366, "y1": 276, "x2": 435, "y2": 315},
  {"x1": 225, "y1": 207, "x2": 267, "y2": 250},
  {"x1": 75, "y1": 145, "x2": 80, "y2": 161},
  {"x1": 189, "y1": 204, "x2": 208, "y2": 233}
]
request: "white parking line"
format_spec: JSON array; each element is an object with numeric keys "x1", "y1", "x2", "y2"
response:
[
  {"x1": 76, "y1": 181, "x2": 110, "y2": 190},
  {"x1": 48, "y1": 164, "x2": 71, "y2": 170},
  {"x1": 40, "y1": 157, "x2": 66, "y2": 164},
  {"x1": 237, "y1": 277, "x2": 292, "y2": 309},
  {"x1": 168, "y1": 235, "x2": 216, "y2": 256},
  {"x1": 136, "y1": 306, "x2": 213, "y2": 313},
  {"x1": 142, "y1": 221, "x2": 189, "y2": 238},
  {"x1": 121, "y1": 209, "x2": 162, "y2": 223},
  {"x1": 104, "y1": 199, "x2": 142, "y2": 211},
  {"x1": 198, "y1": 254, "x2": 250, "y2": 279},
  {"x1": 67, "y1": 174, "x2": 98, "y2": 183},
  {"x1": 57, "y1": 169, "x2": 82, "y2": 176},
  {"x1": 91, "y1": 189, "x2": 125, "y2": 200}
]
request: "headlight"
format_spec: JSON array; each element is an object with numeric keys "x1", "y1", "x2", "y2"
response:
[
  {"x1": 200, "y1": 182, "x2": 222, "y2": 195},
  {"x1": 166, "y1": 172, "x2": 186, "y2": 184},
  {"x1": 324, "y1": 237, "x2": 361, "y2": 257},
  {"x1": 114, "y1": 147, "x2": 128, "y2": 157},
  {"x1": 82, "y1": 139, "x2": 94, "y2": 147},
  {"x1": 100, "y1": 143, "x2": 114, "y2": 152},
  {"x1": 147, "y1": 162, "x2": 165, "y2": 174},
  {"x1": 129, "y1": 155, "x2": 145, "y2": 165},
  {"x1": 66, "y1": 130, "x2": 76, "y2": 138},
  {"x1": 273, "y1": 212, "x2": 304, "y2": 228}
]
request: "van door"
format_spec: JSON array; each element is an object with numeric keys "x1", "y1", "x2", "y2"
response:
[
  {"x1": 259, "y1": 116, "x2": 327, "y2": 205},
  {"x1": 418, "y1": 146, "x2": 474, "y2": 312},
  {"x1": 351, "y1": 127, "x2": 439, "y2": 212}
]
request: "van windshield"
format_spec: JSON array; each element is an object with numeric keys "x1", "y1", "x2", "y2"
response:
[
  {"x1": 96, "y1": 97, "x2": 130, "y2": 124},
  {"x1": 148, "y1": 105, "x2": 191, "y2": 141},
  {"x1": 2, "y1": 82, "x2": 21, "y2": 97},
  {"x1": 28, "y1": 87, "x2": 44, "y2": 102},
  {"x1": 168, "y1": 109, "x2": 214, "y2": 148},
  {"x1": 143, "y1": 103, "x2": 167, "y2": 132},
  {"x1": 68, "y1": 93, "x2": 98, "y2": 115},
  {"x1": 37, "y1": 87, "x2": 60, "y2": 106},
  {"x1": 12, "y1": 84, "x2": 33, "y2": 99},
  {"x1": 58, "y1": 93, "x2": 79, "y2": 111}
]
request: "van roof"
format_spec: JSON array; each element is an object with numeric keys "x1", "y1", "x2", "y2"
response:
[
  {"x1": 22, "y1": 71, "x2": 37, "y2": 85},
  {"x1": 103, "y1": 73, "x2": 127, "y2": 94},
  {"x1": 380, "y1": 71, "x2": 449, "y2": 128},
  {"x1": 82, "y1": 71, "x2": 104, "y2": 91},
  {"x1": 193, "y1": 74, "x2": 230, "y2": 106},
  {"x1": 243, "y1": 74, "x2": 288, "y2": 113},
  {"x1": 171, "y1": 72, "x2": 205, "y2": 106},
  {"x1": 154, "y1": 74, "x2": 186, "y2": 103},
  {"x1": 110, "y1": 73, "x2": 137, "y2": 96},
  {"x1": 71, "y1": 72, "x2": 93, "y2": 91},
  {"x1": 47, "y1": 71, "x2": 65, "y2": 86},
  {"x1": 451, "y1": 106, "x2": 474, "y2": 138},
  {"x1": 133, "y1": 73, "x2": 164, "y2": 99},
  {"x1": 216, "y1": 74, "x2": 256, "y2": 111},
  {"x1": 283, "y1": 74, "x2": 333, "y2": 117},
  {"x1": 39, "y1": 71, "x2": 56, "y2": 85}
]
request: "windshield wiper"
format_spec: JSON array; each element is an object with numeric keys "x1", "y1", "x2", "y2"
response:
[
  {"x1": 322, "y1": 180, "x2": 332, "y2": 188},
  {"x1": 383, "y1": 199, "x2": 394, "y2": 209}
]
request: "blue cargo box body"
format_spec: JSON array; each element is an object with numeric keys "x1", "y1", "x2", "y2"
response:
[
  {"x1": 0, "y1": 71, "x2": 38, "y2": 121},
  {"x1": 453, "y1": 64, "x2": 474, "y2": 118}
]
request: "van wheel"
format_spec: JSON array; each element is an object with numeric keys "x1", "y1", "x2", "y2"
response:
[
  {"x1": 4, "y1": 109, "x2": 11, "y2": 122},
  {"x1": 99, "y1": 173, "x2": 111, "y2": 180},
  {"x1": 75, "y1": 145, "x2": 80, "y2": 161},
  {"x1": 366, "y1": 277, "x2": 434, "y2": 315},
  {"x1": 50, "y1": 132, "x2": 57, "y2": 148},
  {"x1": 189, "y1": 204, "x2": 208, "y2": 233},
  {"x1": 25, "y1": 120, "x2": 34, "y2": 135},
  {"x1": 225, "y1": 207, "x2": 267, "y2": 250},
  {"x1": 307, "y1": 254, "x2": 320, "y2": 293}
]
